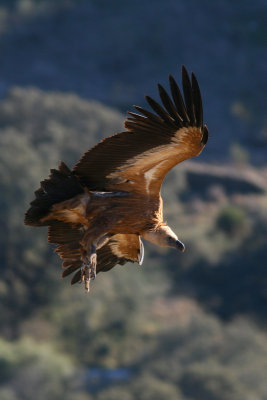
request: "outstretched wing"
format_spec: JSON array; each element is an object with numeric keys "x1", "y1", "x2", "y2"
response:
[
  {"x1": 73, "y1": 66, "x2": 209, "y2": 195},
  {"x1": 48, "y1": 222, "x2": 143, "y2": 285}
]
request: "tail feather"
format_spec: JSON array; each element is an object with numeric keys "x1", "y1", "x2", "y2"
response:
[{"x1": 24, "y1": 162, "x2": 84, "y2": 226}]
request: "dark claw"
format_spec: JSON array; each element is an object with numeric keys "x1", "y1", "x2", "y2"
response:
[
  {"x1": 89, "y1": 253, "x2": 97, "y2": 280},
  {"x1": 80, "y1": 252, "x2": 97, "y2": 290},
  {"x1": 80, "y1": 262, "x2": 90, "y2": 291}
]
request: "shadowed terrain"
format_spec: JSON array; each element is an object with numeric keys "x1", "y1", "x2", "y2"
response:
[{"x1": 0, "y1": 1, "x2": 267, "y2": 399}]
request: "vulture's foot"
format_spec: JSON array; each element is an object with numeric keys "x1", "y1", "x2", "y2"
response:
[
  {"x1": 80, "y1": 245, "x2": 97, "y2": 292},
  {"x1": 80, "y1": 263, "x2": 90, "y2": 292},
  {"x1": 89, "y1": 253, "x2": 97, "y2": 280}
]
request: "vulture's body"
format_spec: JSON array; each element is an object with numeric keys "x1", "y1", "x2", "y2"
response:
[{"x1": 25, "y1": 67, "x2": 209, "y2": 291}]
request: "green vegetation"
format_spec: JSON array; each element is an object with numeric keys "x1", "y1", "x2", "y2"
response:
[
  {"x1": 0, "y1": 86, "x2": 267, "y2": 399},
  {"x1": 0, "y1": 337, "x2": 75, "y2": 400},
  {"x1": 215, "y1": 206, "x2": 248, "y2": 236},
  {"x1": 230, "y1": 142, "x2": 250, "y2": 166}
]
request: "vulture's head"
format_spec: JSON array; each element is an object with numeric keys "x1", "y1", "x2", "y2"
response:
[{"x1": 143, "y1": 225, "x2": 185, "y2": 252}]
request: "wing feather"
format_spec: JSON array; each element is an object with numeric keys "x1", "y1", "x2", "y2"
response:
[
  {"x1": 133, "y1": 105, "x2": 165, "y2": 124},
  {"x1": 97, "y1": 234, "x2": 143, "y2": 273},
  {"x1": 73, "y1": 66, "x2": 208, "y2": 194},
  {"x1": 145, "y1": 95, "x2": 177, "y2": 126},
  {"x1": 169, "y1": 74, "x2": 190, "y2": 123},
  {"x1": 181, "y1": 65, "x2": 196, "y2": 124},
  {"x1": 157, "y1": 83, "x2": 183, "y2": 123},
  {"x1": 191, "y1": 72, "x2": 203, "y2": 127}
]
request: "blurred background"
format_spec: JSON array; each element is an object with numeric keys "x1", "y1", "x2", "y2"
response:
[{"x1": 0, "y1": 1, "x2": 267, "y2": 399}]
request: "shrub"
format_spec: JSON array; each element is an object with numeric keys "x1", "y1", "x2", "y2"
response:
[{"x1": 215, "y1": 206, "x2": 248, "y2": 236}]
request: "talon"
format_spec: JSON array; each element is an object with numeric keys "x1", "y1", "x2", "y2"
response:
[
  {"x1": 80, "y1": 252, "x2": 97, "y2": 291},
  {"x1": 89, "y1": 253, "x2": 97, "y2": 280},
  {"x1": 84, "y1": 278, "x2": 90, "y2": 292},
  {"x1": 80, "y1": 263, "x2": 90, "y2": 291}
]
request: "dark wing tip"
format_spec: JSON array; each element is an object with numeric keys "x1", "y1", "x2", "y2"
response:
[
  {"x1": 181, "y1": 65, "x2": 191, "y2": 91},
  {"x1": 182, "y1": 66, "x2": 207, "y2": 140},
  {"x1": 181, "y1": 64, "x2": 189, "y2": 78},
  {"x1": 169, "y1": 73, "x2": 190, "y2": 124},
  {"x1": 145, "y1": 95, "x2": 175, "y2": 125},
  {"x1": 201, "y1": 124, "x2": 209, "y2": 145},
  {"x1": 181, "y1": 65, "x2": 196, "y2": 124},
  {"x1": 191, "y1": 71, "x2": 203, "y2": 127},
  {"x1": 168, "y1": 73, "x2": 175, "y2": 83},
  {"x1": 130, "y1": 67, "x2": 205, "y2": 133}
]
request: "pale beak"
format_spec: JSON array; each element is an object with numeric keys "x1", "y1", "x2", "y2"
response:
[{"x1": 175, "y1": 240, "x2": 185, "y2": 252}]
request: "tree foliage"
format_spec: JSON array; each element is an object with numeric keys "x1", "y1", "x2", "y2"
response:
[{"x1": 0, "y1": 87, "x2": 267, "y2": 399}]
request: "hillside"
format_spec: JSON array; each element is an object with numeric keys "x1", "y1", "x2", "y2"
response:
[
  {"x1": 0, "y1": 87, "x2": 267, "y2": 399},
  {"x1": 0, "y1": 0, "x2": 266, "y2": 163},
  {"x1": 0, "y1": 1, "x2": 266, "y2": 398}
]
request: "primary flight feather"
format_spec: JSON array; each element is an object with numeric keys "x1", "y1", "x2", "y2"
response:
[{"x1": 25, "y1": 66, "x2": 209, "y2": 291}]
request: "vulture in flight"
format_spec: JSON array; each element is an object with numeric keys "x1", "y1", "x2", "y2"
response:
[{"x1": 25, "y1": 66, "x2": 209, "y2": 291}]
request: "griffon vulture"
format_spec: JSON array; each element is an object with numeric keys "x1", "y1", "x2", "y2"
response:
[{"x1": 25, "y1": 66, "x2": 209, "y2": 291}]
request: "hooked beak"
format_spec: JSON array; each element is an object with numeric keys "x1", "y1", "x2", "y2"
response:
[{"x1": 175, "y1": 239, "x2": 185, "y2": 252}]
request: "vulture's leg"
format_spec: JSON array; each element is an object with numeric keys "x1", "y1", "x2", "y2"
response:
[
  {"x1": 89, "y1": 242, "x2": 97, "y2": 280},
  {"x1": 80, "y1": 231, "x2": 111, "y2": 291},
  {"x1": 81, "y1": 242, "x2": 97, "y2": 291}
]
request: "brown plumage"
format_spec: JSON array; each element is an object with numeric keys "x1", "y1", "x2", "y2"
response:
[{"x1": 25, "y1": 66, "x2": 209, "y2": 291}]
